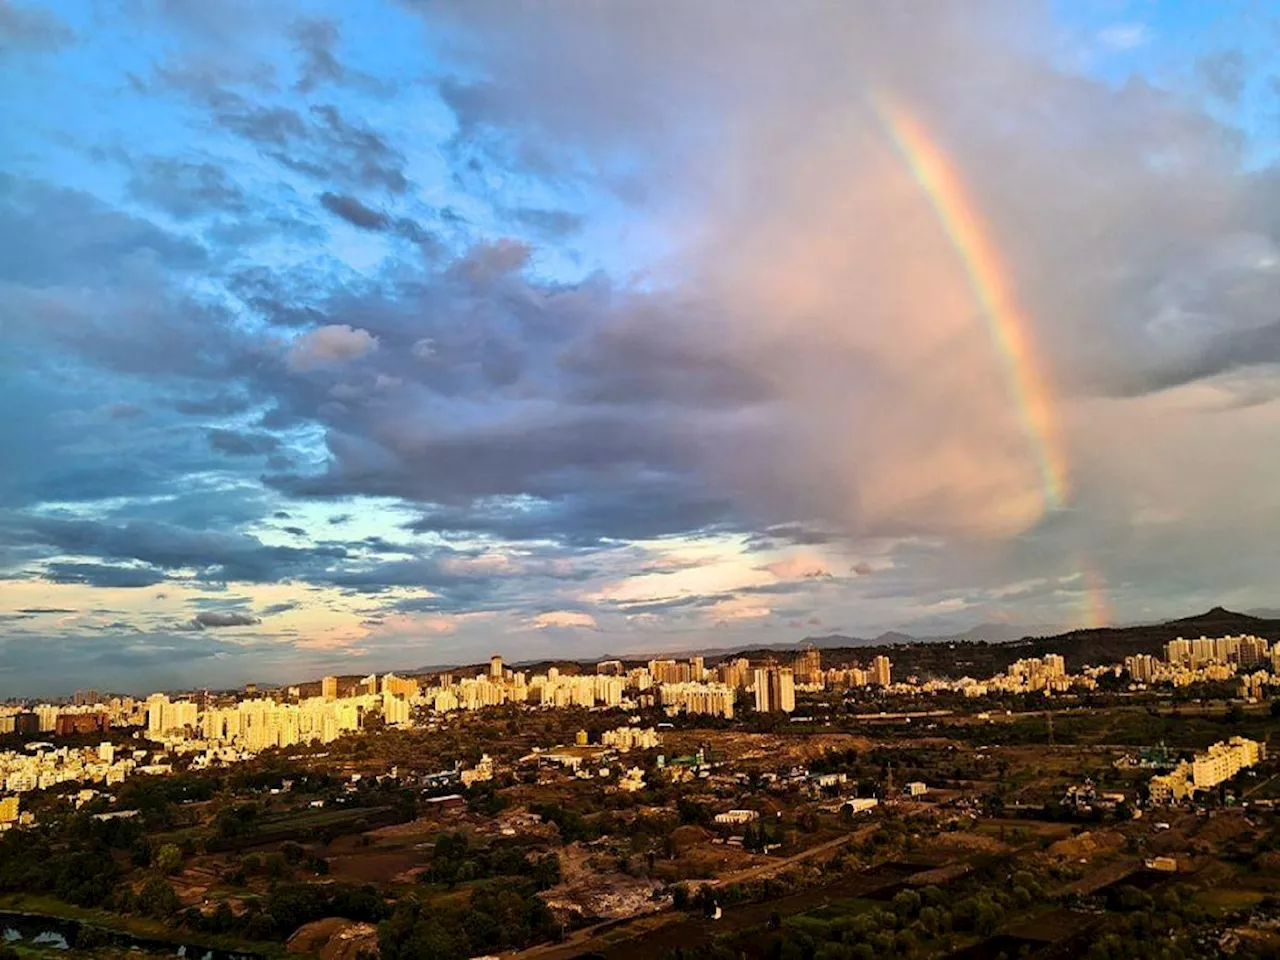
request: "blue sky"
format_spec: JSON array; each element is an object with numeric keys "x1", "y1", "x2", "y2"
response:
[{"x1": 2, "y1": 0, "x2": 1280, "y2": 694}]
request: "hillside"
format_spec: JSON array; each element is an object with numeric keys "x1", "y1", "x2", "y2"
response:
[{"x1": 781, "y1": 606, "x2": 1280, "y2": 679}]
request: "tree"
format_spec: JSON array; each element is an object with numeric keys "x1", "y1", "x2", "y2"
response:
[
  {"x1": 892, "y1": 889, "x2": 922, "y2": 921},
  {"x1": 154, "y1": 843, "x2": 183, "y2": 875},
  {"x1": 137, "y1": 877, "x2": 181, "y2": 919}
]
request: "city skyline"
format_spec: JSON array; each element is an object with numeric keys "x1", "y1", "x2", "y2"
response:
[{"x1": 5, "y1": 1, "x2": 1280, "y2": 693}]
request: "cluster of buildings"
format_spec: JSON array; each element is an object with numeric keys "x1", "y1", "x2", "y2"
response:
[
  {"x1": 1148, "y1": 737, "x2": 1265, "y2": 804},
  {"x1": 0, "y1": 700, "x2": 135, "y2": 736},
  {"x1": 1123, "y1": 634, "x2": 1279, "y2": 690},
  {"x1": 396, "y1": 653, "x2": 893, "y2": 721},
  {"x1": 0, "y1": 740, "x2": 166, "y2": 796}
]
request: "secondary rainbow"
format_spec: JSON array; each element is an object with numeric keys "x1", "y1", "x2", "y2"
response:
[{"x1": 869, "y1": 95, "x2": 1069, "y2": 512}]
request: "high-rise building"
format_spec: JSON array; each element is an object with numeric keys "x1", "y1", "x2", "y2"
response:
[
  {"x1": 649, "y1": 659, "x2": 693, "y2": 685},
  {"x1": 322, "y1": 676, "x2": 338, "y2": 700},
  {"x1": 774, "y1": 668, "x2": 796, "y2": 713},
  {"x1": 717, "y1": 657, "x2": 751, "y2": 689},
  {"x1": 794, "y1": 645, "x2": 822, "y2": 683},
  {"x1": 1125, "y1": 654, "x2": 1157, "y2": 684},
  {"x1": 753, "y1": 665, "x2": 796, "y2": 713},
  {"x1": 490, "y1": 655, "x2": 504, "y2": 679},
  {"x1": 871, "y1": 656, "x2": 892, "y2": 687}
]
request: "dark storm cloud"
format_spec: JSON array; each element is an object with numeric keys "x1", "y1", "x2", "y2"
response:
[
  {"x1": 207, "y1": 427, "x2": 280, "y2": 456},
  {"x1": 0, "y1": 175, "x2": 207, "y2": 286},
  {"x1": 0, "y1": 629, "x2": 260, "y2": 695},
  {"x1": 1100, "y1": 317, "x2": 1280, "y2": 397},
  {"x1": 126, "y1": 157, "x2": 248, "y2": 219},
  {"x1": 745, "y1": 524, "x2": 840, "y2": 551},
  {"x1": 404, "y1": 485, "x2": 734, "y2": 546},
  {"x1": 4, "y1": 517, "x2": 347, "y2": 583},
  {"x1": 44, "y1": 562, "x2": 168, "y2": 588},
  {"x1": 319, "y1": 191, "x2": 389, "y2": 230},
  {"x1": 17, "y1": 607, "x2": 78, "y2": 614}
]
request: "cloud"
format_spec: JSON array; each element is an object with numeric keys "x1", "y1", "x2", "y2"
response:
[
  {"x1": 529, "y1": 610, "x2": 597, "y2": 630},
  {"x1": 43, "y1": 562, "x2": 167, "y2": 588},
  {"x1": 285, "y1": 324, "x2": 378, "y2": 371},
  {"x1": 3, "y1": 0, "x2": 1280, "y2": 691},
  {"x1": 212, "y1": 97, "x2": 410, "y2": 193},
  {"x1": 0, "y1": 2, "x2": 73, "y2": 56},
  {"x1": 126, "y1": 158, "x2": 247, "y2": 220},
  {"x1": 292, "y1": 18, "x2": 343, "y2": 93},
  {"x1": 505, "y1": 206, "x2": 583, "y2": 238},
  {"x1": 763, "y1": 554, "x2": 831, "y2": 580},
  {"x1": 191, "y1": 610, "x2": 260, "y2": 628},
  {"x1": 318, "y1": 191, "x2": 388, "y2": 230},
  {"x1": 1198, "y1": 50, "x2": 1246, "y2": 103},
  {"x1": 1096, "y1": 23, "x2": 1149, "y2": 51},
  {"x1": 207, "y1": 428, "x2": 280, "y2": 456},
  {"x1": 3, "y1": 516, "x2": 348, "y2": 584},
  {"x1": 0, "y1": 174, "x2": 207, "y2": 286}
]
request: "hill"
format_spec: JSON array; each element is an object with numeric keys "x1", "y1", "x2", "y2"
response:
[
  {"x1": 780, "y1": 606, "x2": 1280, "y2": 679},
  {"x1": 401, "y1": 607, "x2": 1278, "y2": 685}
]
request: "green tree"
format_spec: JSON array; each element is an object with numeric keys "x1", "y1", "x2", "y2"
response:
[
  {"x1": 154, "y1": 843, "x2": 183, "y2": 875},
  {"x1": 137, "y1": 877, "x2": 181, "y2": 919}
]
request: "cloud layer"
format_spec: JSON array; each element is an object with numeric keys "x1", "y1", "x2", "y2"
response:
[{"x1": 1, "y1": 0, "x2": 1279, "y2": 692}]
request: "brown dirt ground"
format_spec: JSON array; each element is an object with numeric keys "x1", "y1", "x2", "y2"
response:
[
  {"x1": 286, "y1": 917, "x2": 380, "y2": 959},
  {"x1": 327, "y1": 849, "x2": 422, "y2": 884}
]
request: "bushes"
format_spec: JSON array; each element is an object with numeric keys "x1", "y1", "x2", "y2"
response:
[
  {"x1": 137, "y1": 877, "x2": 181, "y2": 918},
  {"x1": 0, "y1": 829, "x2": 120, "y2": 909},
  {"x1": 423, "y1": 831, "x2": 561, "y2": 891},
  {"x1": 380, "y1": 880, "x2": 559, "y2": 960}
]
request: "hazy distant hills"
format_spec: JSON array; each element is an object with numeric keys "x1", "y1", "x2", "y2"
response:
[{"x1": 803, "y1": 620, "x2": 1067, "y2": 649}]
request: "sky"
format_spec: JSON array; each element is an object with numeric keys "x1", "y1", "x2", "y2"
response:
[{"x1": 2, "y1": 1, "x2": 1280, "y2": 695}]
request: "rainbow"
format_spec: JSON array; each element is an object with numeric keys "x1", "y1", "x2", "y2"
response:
[
  {"x1": 869, "y1": 95, "x2": 1069, "y2": 512},
  {"x1": 1078, "y1": 560, "x2": 1113, "y2": 629}
]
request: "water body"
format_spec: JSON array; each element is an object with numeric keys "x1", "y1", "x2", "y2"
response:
[{"x1": 0, "y1": 910, "x2": 264, "y2": 959}]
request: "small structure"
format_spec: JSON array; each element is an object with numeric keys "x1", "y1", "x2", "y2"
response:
[
  {"x1": 423, "y1": 793, "x2": 467, "y2": 815},
  {"x1": 713, "y1": 809, "x2": 760, "y2": 825}
]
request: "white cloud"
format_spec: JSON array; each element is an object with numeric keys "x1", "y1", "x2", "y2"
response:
[{"x1": 530, "y1": 610, "x2": 597, "y2": 629}]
